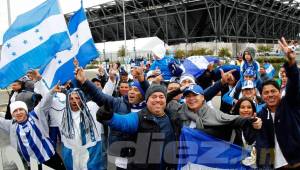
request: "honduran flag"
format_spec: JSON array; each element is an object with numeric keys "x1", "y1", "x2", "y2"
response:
[
  {"x1": 263, "y1": 63, "x2": 275, "y2": 79},
  {"x1": 0, "y1": 0, "x2": 71, "y2": 88},
  {"x1": 181, "y1": 56, "x2": 219, "y2": 78},
  {"x1": 178, "y1": 127, "x2": 249, "y2": 170},
  {"x1": 41, "y1": 2, "x2": 99, "y2": 88}
]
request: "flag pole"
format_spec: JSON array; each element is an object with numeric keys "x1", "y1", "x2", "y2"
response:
[{"x1": 7, "y1": 0, "x2": 12, "y2": 25}]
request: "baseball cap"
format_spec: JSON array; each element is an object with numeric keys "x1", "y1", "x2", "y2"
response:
[
  {"x1": 242, "y1": 80, "x2": 255, "y2": 90},
  {"x1": 183, "y1": 84, "x2": 204, "y2": 97}
]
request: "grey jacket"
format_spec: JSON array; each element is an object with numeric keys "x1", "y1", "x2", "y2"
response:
[
  {"x1": 176, "y1": 102, "x2": 255, "y2": 141},
  {"x1": 178, "y1": 102, "x2": 240, "y2": 128}
]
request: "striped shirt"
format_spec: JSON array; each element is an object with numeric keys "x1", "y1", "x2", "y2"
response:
[{"x1": 16, "y1": 111, "x2": 55, "y2": 163}]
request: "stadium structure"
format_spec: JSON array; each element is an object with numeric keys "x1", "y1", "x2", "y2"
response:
[{"x1": 68, "y1": 0, "x2": 300, "y2": 45}]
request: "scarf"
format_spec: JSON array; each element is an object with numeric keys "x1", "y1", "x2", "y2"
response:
[
  {"x1": 131, "y1": 100, "x2": 146, "y2": 112},
  {"x1": 61, "y1": 88, "x2": 98, "y2": 145},
  {"x1": 179, "y1": 103, "x2": 239, "y2": 129}
]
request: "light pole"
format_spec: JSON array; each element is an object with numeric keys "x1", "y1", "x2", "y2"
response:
[
  {"x1": 102, "y1": 40, "x2": 107, "y2": 69},
  {"x1": 133, "y1": 36, "x2": 137, "y2": 59},
  {"x1": 122, "y1": 0, "x2": 127, "y2": 59},
  {"x1": 7, "y1": 0, "x2": 12, "y2": 25},
  {"x1": 102, "y1": 40, "x2": 106, "y2": 60}
]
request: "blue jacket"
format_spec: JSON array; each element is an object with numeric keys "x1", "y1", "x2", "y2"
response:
[
  {"x1": 240, "y1": 60, "x2": 260, "y2": 79},
  {"x1": 150, "y1": 56, "x2": 175, "y2": 80},
  {"x1": 256, "y1": 62, "x2": 300, "y2": 168},
  {"x1": 81, "y1": 80, "x2": 130, "y2": 113},
  {"x1": 107, "y1": 109, "x2": 176, "y2": 170},
  {"x1": 81, "y1": 80, "x2": 149, "y2": 114},
  {"x1": 80, "y1": 80, "x2": 149, "y2": 146}
]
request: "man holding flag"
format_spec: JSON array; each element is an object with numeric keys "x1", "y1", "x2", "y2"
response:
[{"x1": 37, "y1": 1, "x2": 102, "y2": 170}]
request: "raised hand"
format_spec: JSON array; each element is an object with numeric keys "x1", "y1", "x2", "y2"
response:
[
  {"x1": 131, "y1": 66, "x2": 145, "y2": 82},
  {"x1": 74, "y1": 58, "x2": 87, "y2": 84},
  {"x1": 51, "y1": 81, "x2": 62, "y2": 94},
  {"x1": 220, "y1": 69, "x2": 236, "y2": 84},
  {"x1": 98, "y1": 64, "x2": 105, "y2": 76},
  {"x1": 74, "y1": 67, "x2": 87, "y2": 84},
  {"x1": 180, "y1": 83, "x2": 190, "y2": 92},
  {"x1": 109, "y1": 68, "x2": 117, "y2": 82},
  {"x1": 29, "y1": 69, "x2": 42, "y2": 81},
  {"x1": 278, "y1": 37, "x2": 296, "y2": 65}
]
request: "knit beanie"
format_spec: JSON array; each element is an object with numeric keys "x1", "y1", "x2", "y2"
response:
[
  {"x1": 145, "y1": 84, "x2": 167, "y2": 102},
  {"x1": 130, "y1": 81, "x2": 146, "y2": 97},
  {"x1": 179, "y1": 74, "x2": 195, "y2": 84},
  {"x1": 10, "y1": 101, "x2": 28, "y2": 115}
]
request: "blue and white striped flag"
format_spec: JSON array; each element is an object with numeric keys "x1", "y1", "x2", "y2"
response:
[
  {"x1": 41, "y1": 4, "x2": 99, "y2": 88},
  {"x1": 263, "y1": 63, "x2": 275, "y2": 79},
  {"x1": 0, "y1": 0, "x2": 71, "y2": 88},
  {"x1": 181, "y1": 56, "x2": 219, "y2": 78},
  {"x1": 178, "y1": 127, "x2": 249, "y2": 170}
]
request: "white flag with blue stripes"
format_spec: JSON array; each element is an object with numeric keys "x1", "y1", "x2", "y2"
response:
[
  {"x1": 41, "y1": 5, "x2": 99, "y2": 88},
  {"x1": 181, "y1": 56, "x2": 219, "y2": 78},
  {"x1": 0, "y1": 0, "x2": 71, "y2": 88}
]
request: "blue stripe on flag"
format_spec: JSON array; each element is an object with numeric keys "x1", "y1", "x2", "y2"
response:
[
  {"x1": 182, "y1": 58, "x2": 206, "y2": 78},
  {"x1": 68, "y1": 7, "x2": 87, "y2": 35},
  {"x1": 77, "y1": 39, "x2": 99, "y2": 67},
  {"x1": 3, "y1": 0, "x2": 60, "y2": 42},
  {"x1": 205, "y1": 56, "x2": 219, "y2": 64},
  {"x1": 178, "y1": 127, "x2": 249, "y2": 170},
  {"x1": 0, "y1": 32, "x2": 71, "y2": 88}
]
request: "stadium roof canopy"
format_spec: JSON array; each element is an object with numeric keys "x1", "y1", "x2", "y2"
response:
[
  {"x1": 95, "y1": 36, "x2": 165, "y2": 53},
  {"x1": 66, "y1": 0, "x2": 300, "y2": 44}
]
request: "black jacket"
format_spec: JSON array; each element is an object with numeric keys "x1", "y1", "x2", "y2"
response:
[
  {"x1": 127, "y1": 109, "x2": 177, "y2": 170},
  {"x1": 256, "y1": 62, "x2": 300, "y2": 168}
]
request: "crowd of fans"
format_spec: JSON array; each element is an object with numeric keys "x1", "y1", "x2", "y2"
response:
[{"x1": 0, "y1": 37, "x2": 300, "y2": 170}]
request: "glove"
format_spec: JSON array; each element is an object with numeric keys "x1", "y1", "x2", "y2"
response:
[{"x1": 96, "y1": 105, "x2": 113, "y2": 122}]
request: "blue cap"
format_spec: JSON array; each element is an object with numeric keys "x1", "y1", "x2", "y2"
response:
[
  {"x1": 243, "y1": 68, "x2": 256, "y2": 77},
  {"x1": 183, "y1": 85, "x2": 204, "y2": 97}
]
